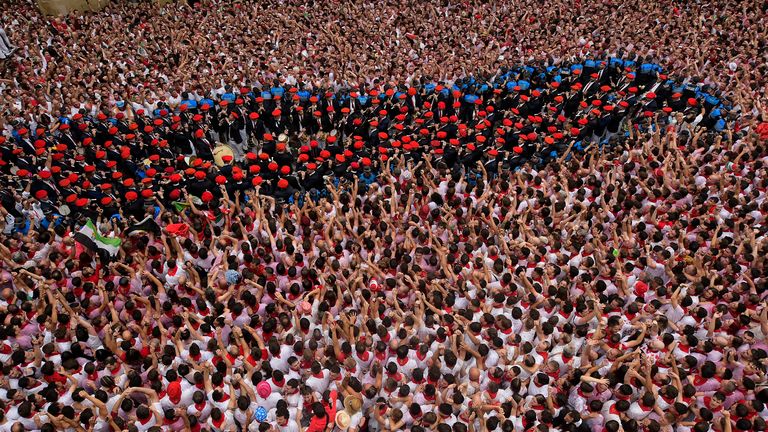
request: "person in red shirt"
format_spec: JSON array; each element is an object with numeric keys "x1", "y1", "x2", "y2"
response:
[{"x1": 306, "y1": 401, "x2": 331, "y2": 432}]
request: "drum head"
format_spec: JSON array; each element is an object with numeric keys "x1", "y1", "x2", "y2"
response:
[{"x1": 212, "y1": 144, "x2": 234, "y2": 167}]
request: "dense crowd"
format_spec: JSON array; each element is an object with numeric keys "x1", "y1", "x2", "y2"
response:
[{"x1": 0, "y1": 0, "x2": 768, "y2": 431}]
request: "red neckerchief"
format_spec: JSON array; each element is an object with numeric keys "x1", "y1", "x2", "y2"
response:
[
  {"x1": 387, "y1": 371, "x2": 403, "y2": 381},
  {"x1": 245, "y1": 354, "x2": 258, "y2": 367}
]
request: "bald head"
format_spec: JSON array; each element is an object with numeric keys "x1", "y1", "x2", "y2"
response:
[{"x1": 469, "y1": 367, "x2": 480, "y2": 381}]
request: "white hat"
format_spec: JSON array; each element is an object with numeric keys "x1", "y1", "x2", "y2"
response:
[{"x1": 335, "y1": 411, "x2": 351, "y2": 430}]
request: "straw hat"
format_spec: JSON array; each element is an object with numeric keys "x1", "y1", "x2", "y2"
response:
[
  {"x1": 335, "y1": 411, "x2": 351, "y2": 430},
  {"x1": 343, "y1": 395, "x2": 362, "y2": 414}
]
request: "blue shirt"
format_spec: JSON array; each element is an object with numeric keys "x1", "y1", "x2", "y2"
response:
[
  {"x1": 298, "y1": 90, "x2": 311, "y2": 101},
  {"x1": 180, "y1": 99, "x2": 198, "y2": 109},
  {"x1": 221, "y1": 92, "x2": 237, "y2": 103},
  {"x1": 271, "y1": 87, "x2": 285, "y2": 98}
]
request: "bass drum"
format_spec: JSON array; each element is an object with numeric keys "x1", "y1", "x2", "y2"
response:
[{"x1": 212, "y1": 143, "x2": 235, "y2": 167}]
